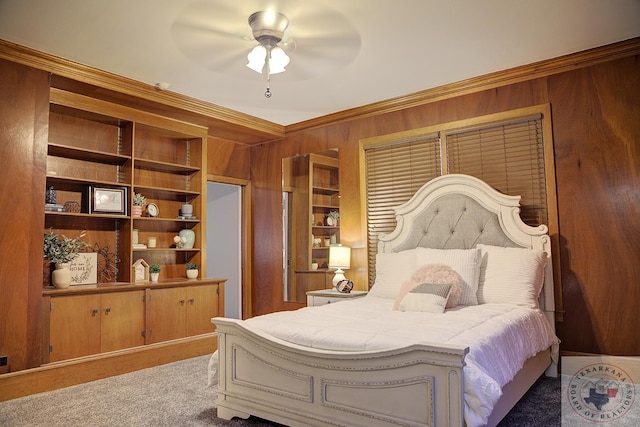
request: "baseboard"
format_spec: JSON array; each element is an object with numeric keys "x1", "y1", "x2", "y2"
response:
[{"x1": 0, "y1": 333, "x2": 217, "y2": 402}]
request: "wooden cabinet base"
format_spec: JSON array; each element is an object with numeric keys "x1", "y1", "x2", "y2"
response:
[{"x1": 0, "y1": 334, "x2": 216, "y2": 402}]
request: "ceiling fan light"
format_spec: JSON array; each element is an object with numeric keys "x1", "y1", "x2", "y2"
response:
[
  {"x1": 269, "y1": 47, "x2": 289, "y2": 74},
  {"x1": 246, "y1": 45, "x2": 266, "y2": 73}
]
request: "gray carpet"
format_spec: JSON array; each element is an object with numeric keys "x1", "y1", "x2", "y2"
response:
[{"x1": 0, "y1": 354, "x2": 559, "y2": 426}]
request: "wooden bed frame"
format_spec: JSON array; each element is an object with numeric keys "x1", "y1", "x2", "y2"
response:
[{"x1": 212, "y1": 174, "x2": 557, "y2": 427}]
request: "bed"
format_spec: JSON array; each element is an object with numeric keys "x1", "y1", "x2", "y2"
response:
[{"x1": 211, "y1": 174, "x2": 559, "y2": 427}]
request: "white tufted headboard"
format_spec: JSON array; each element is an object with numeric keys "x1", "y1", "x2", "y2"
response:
[{"x1": 377, "y1": 174, "x2": 555, "y2": 327}]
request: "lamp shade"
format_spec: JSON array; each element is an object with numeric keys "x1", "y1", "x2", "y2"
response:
[
  {"x1": 246, "y1": 45, "x2": 290, "y2": 74},
  {"x1": 328, "y1": 245, "x2": 350, "y2": 270},
  {"x1": 268, "y1": 46, "x2": 289, "y2": 74},
  {"x1": 246, "y1": 45, "x2": 266, "y2": 73}
]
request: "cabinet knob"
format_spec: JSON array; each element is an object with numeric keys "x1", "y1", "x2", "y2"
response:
[
  {"x1": 91, "y1": 309, "x2": 99, "y2": 316},
  {"x1": 180, "y1": 299, "x2": 186, "y2": 305},
  {"x1": 105, "y1": 307, "x2": 111, "y2": 314},
  {"x1": 189, "y1": 298, "x2": 195, "y2": 305}
]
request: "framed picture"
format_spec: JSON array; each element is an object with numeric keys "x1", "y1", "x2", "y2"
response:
[{"x1": 89, "y1": 186, "x2": 127, "y2": 215}]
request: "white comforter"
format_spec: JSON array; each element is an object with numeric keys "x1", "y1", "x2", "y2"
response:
[{"x1": 240, "y1": 295, "x2": 559, "y2": 427}]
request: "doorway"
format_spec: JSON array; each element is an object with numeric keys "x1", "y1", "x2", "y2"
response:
[{"x1": 207, "y1": 182, "x2": 242, "y2": 319}]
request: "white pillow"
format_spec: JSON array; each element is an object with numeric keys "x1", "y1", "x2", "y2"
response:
[
  {"x1": 476, "y1": 244, "x2": 547, "y2": 308},
  {"x1": 396, "y1": 283, "x2": 452, "y2": 313},
  {"x1": 415, "y1": 247, "x2": 481, "y2": 305},
  {"x1": 368, "y1": 249, "x2": 417, "y2": 299}
]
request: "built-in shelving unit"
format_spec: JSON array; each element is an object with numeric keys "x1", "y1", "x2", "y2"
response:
[
  {"x1": 44, "y1": 88, "x2": 208, "y2": 284},
  {"x1": 41, "y1": 88, "x2": 221, "y2": 365},
  {"x1": 287, "y1": 152, "x2": 340, "y2": 302}
]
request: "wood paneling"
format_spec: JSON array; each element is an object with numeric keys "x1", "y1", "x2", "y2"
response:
[
  {"x1": 550, "y1": 55, "x2": 640, "y2": 355},
  {"x1": 207, "y1": 136, "x2": 252, "y2": 180},
  {"x1": 0, "y1": 58, "x2": 49, "y2": 371},
  {"x1": 1, "y1": 38, "x2": 639, "y2": 389},
  {"x1": 250, "y1": 47, "x2": 640, "y2": 357}
]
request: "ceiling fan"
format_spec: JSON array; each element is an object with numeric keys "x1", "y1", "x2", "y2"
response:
[{"x1": 171, "y1": 0, "x2": 361, "y2": 97}]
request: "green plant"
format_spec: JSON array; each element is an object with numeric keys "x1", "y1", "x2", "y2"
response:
[
  {"x1": 133, "y1": 193, "x2": 147, "y2": 206},
  {"x1": 328, "y1": 210, "x2": 340, "y2": 221},
  {"x1": 149, "y1": 264, "x2": 161, "y2": 273},
  {"x1": 186, "y1": 262, "x2": 199, "y2": 270},
  {"x1": 43, "y1": 228, "x2": 90, "y2": 264},
  {"x1": 312, "y1": 259, "x2": 317, "y2": 263}
]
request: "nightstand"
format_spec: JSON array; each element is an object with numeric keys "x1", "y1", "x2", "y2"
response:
[{"x1": 306, "y1": 289, "x2": 368, "y2": 306}]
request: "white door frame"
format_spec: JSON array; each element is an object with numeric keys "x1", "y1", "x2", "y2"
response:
[{"x1": 207, "y1": 175, "x2": 252, "y2": 319}]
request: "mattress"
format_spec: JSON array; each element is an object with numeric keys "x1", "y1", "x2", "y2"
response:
[{"x1": 242, "y1": 295, "x2": 559, "y2": 426}]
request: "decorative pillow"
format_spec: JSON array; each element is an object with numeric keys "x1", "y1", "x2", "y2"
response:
[
  {"x1": 476, "y1": 244, "x2": 547, "y2": 308},
  {"x1": 368, "y1": 249, "x2": 418, "y2": 299},
  {"x1": 396, "y1": 283, "x2": 453, "y2": 313},
  {"x1": 415, "y1": 247, "x2": 481, "y2": 305},
  {"x1": 392, "y1": 263, "x2": 464, "y2": 310}
]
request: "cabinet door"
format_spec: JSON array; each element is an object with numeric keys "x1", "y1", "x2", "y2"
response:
[
  {"x1": 49, "y1": 294, "x2": 101, "y2": 362},
  {"x1": 147, "y1": 287, "x2": 187, "y2": 344},
  {"x1": 186, "y1": 284, "x2": 219, "y2": 336},
  {"x1": 100, "y1": 291, "x2": 145, "y2": 352}
]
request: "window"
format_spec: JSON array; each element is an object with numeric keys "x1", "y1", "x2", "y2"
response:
[{"x1": 361, "y1": 105, "x2": 558, "y2": 289}]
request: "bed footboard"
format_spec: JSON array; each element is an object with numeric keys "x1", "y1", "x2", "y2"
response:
[{"x1": 213, "y1": 317, "x2": 468, "y2": 427}]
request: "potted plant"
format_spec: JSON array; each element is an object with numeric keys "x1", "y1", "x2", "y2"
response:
[
  {"x1": 132, "y1": 193, "x2": 146, "y2": 217},
  {"x1": 43, "y1": 228, "x2": 90, "y2": 288},
  {"x1": 186, "y1": 262, "x2": 199, "y2": 279},
  {"x1": 327, "y1": 210, "x2": 340, "y2": 226},
  {"x1": 311, "y1": 259, "x2": 319, "y2": 270},
  {"x1": 149, "y1": 264, "x2": 161, "y2": 282}
]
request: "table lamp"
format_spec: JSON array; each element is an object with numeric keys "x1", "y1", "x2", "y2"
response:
[{"x1": 328, "y1": 245, "x2": 351, "y2": 287}]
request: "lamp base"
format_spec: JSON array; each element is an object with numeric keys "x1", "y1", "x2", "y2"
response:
[{"x1": 332, "y1": 269, "x2": 346, "y2": 287}]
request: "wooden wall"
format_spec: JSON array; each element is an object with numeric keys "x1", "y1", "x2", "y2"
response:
[
  {"x1": 0, "y1": 58, "x2": 49, "y2": 371},
  {"x1": 0, "y1": 39, "x2": 638, "y2": 380},
  {"x1": 550, "y1": 56, "x2": 640, "y2": 355},
  {"x1": 250, "y1": 50, "x2": 640, "y2": 356}
]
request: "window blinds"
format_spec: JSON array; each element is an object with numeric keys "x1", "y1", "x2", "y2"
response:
[
  {"x1": 446, "y1": 115, "x2": 547, "y2": 226},
  {"x1": 364, "y1": 114, "x2": 548, "y2": 287},
  {"x1": 364, "y1": 135, "x2": 441, "y2": 283}
]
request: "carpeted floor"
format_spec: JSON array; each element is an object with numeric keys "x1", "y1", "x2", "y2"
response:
[{"x1": 0, "y1": 354, "x2": 559, "y2": 426}]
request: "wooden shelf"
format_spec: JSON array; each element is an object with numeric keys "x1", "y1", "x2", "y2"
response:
[
  {"x1": 48, "y1": 143, "x2": 131, "y2": 164},
  {"x1": 133, "y1": 217, "x2": 199, "y2": 224},
  {"x1": 133, "y1": 185, "x2": 200, "y2": 199},
  {"x1": 134, "y1": 158, "x2": 200, "y2": 174},
  {"x1": 312, "y1": 185, "x2": 339, "y2": 194},
  {"x1": 46, "y1": 175, "x2": 131, "y2": 189},
  {"x1": 45, "y1": 211, "x2": 129, "y2": 220},
  {"x1": 132, "y1": 247, "x2": 200, "y2": 252}
]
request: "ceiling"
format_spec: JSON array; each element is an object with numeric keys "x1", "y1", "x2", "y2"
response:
[{"x1": 1, "y1": 0, "x2": 639, "y2": 126}]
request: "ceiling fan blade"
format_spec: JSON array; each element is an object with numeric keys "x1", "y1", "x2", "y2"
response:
[
  {"x1": 170, "y1": 0, "x2": 362, "y2": 80},
  {"x1": 171, "y1": 1, "x2": 256, "y2": 72}
]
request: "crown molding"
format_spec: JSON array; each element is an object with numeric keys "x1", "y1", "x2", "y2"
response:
[
  {"x1": 2, "y1": 37, "x2": 638, "y2": 138},
  {"x1": 286, "y1": 37, "x2": 640, "y2": 133},
  {"x1": 0, "y1": 39, "x2": 284, "y2": 141}
]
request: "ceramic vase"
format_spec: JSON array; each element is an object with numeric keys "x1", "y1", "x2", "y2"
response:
[
  {"x1": 179, "y1": 229, "x2": 195, "y2": 249},
  {"x1": 52, "y1": 263, "x2": 72, "y2": 289},
  {"x1": 131, "y1": 205, "x2": 143, "y2": 217},
  {"x1": 186, "y1": 269, "x2": 198, "y2": 279},
  {"x1": 150, "y1": 272, "x2": 159, "y2": 282}
]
